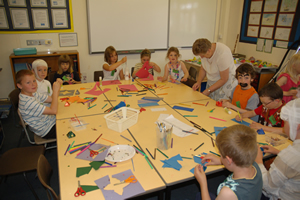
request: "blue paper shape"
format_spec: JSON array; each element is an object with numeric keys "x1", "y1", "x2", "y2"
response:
[
  {"x1": 114, "y1": 101, "x2": 126, "y2": 110},
  {"x1": 194, "y1": 156, "x2": 208, "y2": 166},
  {"x1": 161, "y1": 154, "x2": 183, "y2": 171},
  {"x1": 257, "y1": 128, "x2": 265, "y2": 135},
  {"x1": 231, "y1": 118, "x2": 251, "y2": 126},
  {"x1": 172, "y1": 106, "x2": 194, "y2": 112},
  {"x1": 214, "y1": 126, "x2": 227, "y2": 137},
  {"x1": 138, "y1": 103, "x2": 159, "y2": 107},
  {"x1": 142, "y1": 97, "x2": 163, "y2": 102},
  {"x1": 190, "y1": 166, "x2": 207, "y2": 174},
  {"x1": 260, "y1": 147, "x2": 266, "y2": 156}
]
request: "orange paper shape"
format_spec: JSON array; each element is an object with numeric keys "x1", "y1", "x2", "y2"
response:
[{"x1": 68, "y1": 96, "x2": 80, "y2": 103}]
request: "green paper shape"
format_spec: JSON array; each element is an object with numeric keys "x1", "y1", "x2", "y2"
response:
[
  {"x1": 289, "y1": 87, "x2": 297, "y2": 90},
  {"x1": 89, "y1": 161, "x2": 105, "y2": 170},
  {"x1": 111, "y1": 70, "x2": 115, "y2": 76},
  {"x1": 80, "y1": 185, "x2": 99, "y2": 193},
  {"x1": 76, "y1": 166, "x2": 92, "y2": 177},
  {"x1": 236, "y1": 101, "x2": 241, "y2": 108},
  {"x1": 269, "y1": 115, "x2": 277, "y2": 125},
  {"x1": 62, "y1": 75, "x2": 69, "y2": 81}
]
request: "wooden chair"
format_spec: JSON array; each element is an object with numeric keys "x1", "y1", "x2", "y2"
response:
[
  {"x1": 8, "y1": 88, "x2": 21, "y2": 127},
  {"x1": 17, "y1": 110, "x2": 56, "y2": 150},
  {"x1": 0, "y1": 146, "x2": 45, "y2": 200},
  {"x1": 94, "y1": 71, "x2": 104, "y2": 82},
  {"x1": 47, "y1": 71, "x2": 56, "y2": 85},
  {"x1": 189, "y1": 66, "x2": 198, "y2": 81},
  {"x1": 37, "y1": 154, "x2": 59, "y2": 200}
]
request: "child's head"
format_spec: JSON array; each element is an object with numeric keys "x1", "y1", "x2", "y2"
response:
[
  {"x1": 166, "y1": 47, "x2": 180, "y2": 62},
  {"x1": 104, "y1": 46, "x2": 118, "y2": 65},
  {"x1": 258, "y1": 83, "x2": 283, "y2": 109},
  {"x1": 32, "y1": 59, "x2": 48, "y2": 81},
  {"x1": 16, "y1": 70, "x2": 37, "y2": 95},
  {"x1": 282, "y1": 54, "x2": 300, "y2": 79},
  {"x1": 280, "y1": 99, "x2": 300, "y2": 141},
  {"x1": 235, "y1": 63, "x2": 256, "y2": 89},
  {"x1": 58, "y1": 54, "x2": 73, "y2": 74},
  {"x1": 216, "y1": 124, "x2": 257, "y2": 168},
  {"x1": 192, "y1": 38, "x2": 212, "y2": 57},
  {"x1": 140, "y1": 49, "x2": 151, "y2": 64}
]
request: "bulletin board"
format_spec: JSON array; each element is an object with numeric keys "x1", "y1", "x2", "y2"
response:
[
  {"x1": 240, "y1": 0, "x2": 300, "y2": 49},
  {"x1": 0, "y1": 0, "x2": 73, "y2": 34}
]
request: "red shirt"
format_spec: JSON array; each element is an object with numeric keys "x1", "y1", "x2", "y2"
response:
[{"x1": 254, "y1": 101, "x2": 285, "y2": 127}]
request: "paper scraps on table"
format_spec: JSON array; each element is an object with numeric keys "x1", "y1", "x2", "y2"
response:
[
  {"x1": 94, "y1": 169, "x2": 145, "y2": 200},
  {"x1": 89, "y1": 161, "x2": 105, "y2": 170},
  {"x1": 85, "y1": 82, "x2": 111, "y2": 96},
  {"x1": 118, "y1": 84, "x2": 138, "y2": 91},
  {"x1": 172, "y1": 106, "x2": 194, "y2": 112},
  {"x1": 168, "y1": 80, "x2": 181, "y2": 84},
  {"x1": 151, "y1": 107, "x2": 167, "y2": 112},
  {"x1": 80, "y1": 185, "x2": 100, "y2": 193},
  {"x1": 138, "y1": 103, "x2": 159, "y2": 107},
  {"x1": 231, "y1": 118, "x2": 250, "y2": 126},
  {"x1": 161, "y1": 154, "x2": 183, "y2": 171},
  {"x1": 59, "y1": 90, "x2": 75, "y2": 96},
  {"x1": 190, "y1": 155, "x2": 208, "y2": 174},
  {"x1": 69, "y1": 117, "x2": 87, "y2": 131},
  {"x1": 138, "y1": 100, "x2": 155, "y2": 104},
  {"x1": 102, "y1": 80, "x2": 122, "y2": 86},
  {"x1": 214, "y1": 126, "x2": 227, "y2": 137},
  {"x1": 140, "y1": 74, "x2": 154, "y2": 81},
  {"x1": 76, "y1": 143, "x2": 110, "y2": 161},
  {"x1": 257, "y1": 128, "x2": 265, "y2": 135},
  {"x1": 76, "y1": 166, "x2": 92, "y2": 177},
  {"x1": 142, "y1": 96, "x2": 163, "y2": 101}
]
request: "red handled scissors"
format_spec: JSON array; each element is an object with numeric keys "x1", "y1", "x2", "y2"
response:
[
  {"x1": 89, "y1": 148, "x2": 99, "y2": 157},
  {"x1": 114, "y1": 175, "x2": 137, "y2": 186},
  {"x1": 74, "y1": 180, "x2": 86, "y2": 197}
]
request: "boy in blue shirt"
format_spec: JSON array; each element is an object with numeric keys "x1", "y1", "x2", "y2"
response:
[
  {"x1": 194, "y1": 125, "x2": 263, "y2": 200},
  {"x1": 17, "y1": 70, "x2": 62, "y2": 139}
]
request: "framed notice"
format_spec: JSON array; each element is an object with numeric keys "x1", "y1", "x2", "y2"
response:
[
  {"x1": 277, "y1": 14, "x2": 294, "y2": 27},
  {"x1": 51, "y1": 0, "x2": 66, "y2": 7},
  {"x1": 274, "y1": 27, "x2": 291, "y2": 41},
  {"x1": 260, "y1": 26, "x2": 274, "y2": 39},
  {"x1": 264, "y1": 39, "x2": 274, "y2": 53},
  {"x1": 247, "y1": 26, "x2": 259, "y2": 37},
  {"x1": 256, "y1": 38, "x2": 265, "y2": 52},
  {"x1": 10, "y1": 8, "x2": 30, "y2": 29},
  {"x1": 0, "y1": 8, "x2": 8, "y2": 29},
  {"x1": 8, "y1": 0, "x2": 26, "y2": 7},
  {"x1": 276, "y1": 40, "x2": 288, "y2": 48},
  {"x1": 280, "y1": 0, "x2": 298, "y2": 12},
  {"x1": 52, "y1": 9, "x2": 68, "y2": 28},
  {"x1": 261, "y1": 13, "x2": 276, "y2": 26},
  {"x1": 263, "y1": 0, "x2": 279, "y2": 12},
  {"x1": 249, "y1": 14, "x2": 261, "y2": 25},
  {"x1": 250, "y1": 1, "x2": 263, "y2": 12},
  {"x1": 32, "y1": 9, "x2": 49, "y2": 29},
  {"x1": 59, "y1": 33, "x2": 78, "y2": 47},
  {"x1": 0, "y1": 0, "x2": 3, "y2": 6},
  {"x1": 30, "y1": 0, "x2": 47, "y2": 7}
]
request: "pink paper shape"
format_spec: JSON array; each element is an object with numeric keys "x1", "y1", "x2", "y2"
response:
[
  {"x1": 118, "y1": 84, "x2": 138, "y2": 91},
  {"x1": 140, "y1": 74, "x2": 154, "y2": 81},
  {"x1": 135, "y1": 61, "x2": 152, "y2": 78},
  {"x1": 102, "y1": 80, "x2": 122, "y2": 86},
  {"x1": 85, "y1": 82, "x2": 111, "y2": 96}
]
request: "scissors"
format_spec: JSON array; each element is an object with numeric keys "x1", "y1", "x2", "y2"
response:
[
  {"x1": 114, "y1": 175, "x2": 137, "y2": 186},
  {"x1": 89, "y1": 148, "x2": 99, "y2": 157},
  {"x1": 74, "y1": 180, "x2": 86, "y2": 197}
]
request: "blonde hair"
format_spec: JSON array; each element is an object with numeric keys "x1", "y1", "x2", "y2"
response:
[
  {"x1": 58, "y1": 54, "x2": 73, "y2": 75},
  {"x1": 216, "y1": 125, "x2": 257, "y2": 167},
  {"x1": 141, "y1": 49, "x2": 151, "y2": 59},
  {"x1": 192, "y1": 38, "x2": 212, "y2": 55},
  {"x1": 166, "y1": 47, "x2": 181, "y2": 59},
  {"x1": 104, "y1": 46, "x2": 118, "y2": 65},
  {"x1": 281, "y1": 54, "x2": 300, "y2": 80}
]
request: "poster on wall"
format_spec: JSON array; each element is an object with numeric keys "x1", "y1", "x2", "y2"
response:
[
  {"x1": 30, "y1": 0, "x2": 47, "y2": 7},
  {"x1": 247, "y1": 26, "x2": 259, "y2": 37},
  {"x1": 0, "y1": 0, "x2": 3, "y2": 6},
  {"x1": 32, "y1": 9, "x2": 50, "y2": 29},
  {"x1": 8, "y1": 0, "x2": 26, "y2": 7},
  {"x1": 261, "y1": 13, "x2": 276, "y2": 25},
  {"x1": 264, "y1": 39, "x2": 274, "y2": 53},
  {"x1": 0, "y1": 8, "x2": 8, "y2": 29},
  {"x1": 51, "y1": 9, "x2": 68, "y2": 28},
  {"x1": 51, "y1": 0, "x2": 66, "y2": 7},
  {"x1": 260, "y1": 26, "x2": 274, "y2": 38},
  {"x1": 263, "y1": 0, "x2": 279, "y2": 12},
  {"x1": 277, "y1": 14, "x2": 294, "y2": 27},
  {"x1": 250, "y1": 0, "x2": 263, "y2": 12},
  {"x1": 249, "y1": 14, "x2": 261, "y2": 25},
  {"x1": 280, "y1": 0, "x2": 298, "y2": 12},
  {"x1": 10, "y1": 8, "x2": 30, "y2": 29},
  {"x1": 274, "y1": 27, "x2": 291, "y2": 41},
  {"x1": 256, "y1": 38, "x2": 265, "y2": 51}
]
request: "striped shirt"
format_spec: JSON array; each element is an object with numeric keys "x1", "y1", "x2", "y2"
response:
[{"x1": 19, "y1": 92, "x2": 56, "y2": 137}]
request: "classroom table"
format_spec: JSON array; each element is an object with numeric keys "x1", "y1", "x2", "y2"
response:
[{"x1": 56, "y1": 78, "x2": 292, "y2": 200}]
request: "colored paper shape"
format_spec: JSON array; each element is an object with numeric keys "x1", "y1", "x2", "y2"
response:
[
  {"x1": 114, "y1": 101, "x2": 126, "y2": 110},
  {"x1": 138, "y1": 103, "x2": 159, "y2": 107},
  {"x1": 214, "y1": 126, "x2": 227, "y2": 137},
  {"x1": 94, "y1": 169, "x2": 145, "y2": 200},
  {"x1": 269, "y1": 115, "x2": 277, "y2": 125},
  {"x1": 257, "y1": 128, "x2": 265, "y2": 135},
  {"x1": 216, "y1": 101, "x2": 222, "y2": 107},
  {"x1": 80, "y1": 185, "x2": 100, "y2": 193},
  {"x1": 68, "y1": 96, "x2": 80, "y2": 103},
  {"x1": 135, "y1": 62, "x2": 151, "y2": 78},
  {"x1": 190, "y1": 156, "x2": 207, "y2": 174},
  {"x1": 236, "y1": 101, "x2": 241, "y2": 108},
  {"x1": 76, "y1": 143, "x2": 110, "y2": 161},
  {"x1": 161, "y1": 154, "x2": 183, "y2": 171},
  {"x1": 118, "y1": 84, "x2": 138, "y2": 91},
  {"x1": 102, "y1": 80, "x2": 122, "y2": 86},
  {"x1": 138, "y1": 100, "x2": 156, "y2": 104},
  {"x1": 260, "y1": 147, "x2": 266, "y2": 156},
  {"x1": 89, "y1": 161, "x2": 105, "y2": 170},
  {"x1": 85, "y1": 82, "x2": 111, "y2": 96},
  {"x1": 231, "y1": 118, "x2": 250, "y2": 126},
  {"x1": 59, "y1": 90, "x2": 75, "y2": 96},
  {"x1": 140, "y1": 74, "x2": 154, "y2": 81},
  {"x1": 142, "y1": 96, "x2": 163, "y2": 101},
  {"x1": 172, "y1": 106, "x2": 194, "y2": 112},
  {"x1": 190, "y1": 166, "x2": 207, "y2": 174},
  {"x1": 76, "y1": 166, "x2": 92, "y2": 177}
]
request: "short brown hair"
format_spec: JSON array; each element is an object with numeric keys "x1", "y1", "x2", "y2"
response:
[
  {"x1": 192, "y1": 38, "x2": 212, "y2": 55},
  {"x1": 104, "y1": 46, "x2": 118, "y2": 64},
  {"x1": 141, "y1": 49, "x2": 151, "y2": 59},
  {"x1": 16, "y1": 70, "x2": 34, "y2": 84},
  {"x1": 166, "y1": 47, "x2": 181, "y2": 59},
  {"x1": 58, "y1": 54, "x2": 73, "y2": 75},
  {"x1": 216, "y1": 124, "x2": 257, "y2": 167},
  {"x1": 235, "y1": 63, "x2": 256, "y2": 79},
  {"x1": 258, "y1": 83, "x2": 283, "y2": 100}
]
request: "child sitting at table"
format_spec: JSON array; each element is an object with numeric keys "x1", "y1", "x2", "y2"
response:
[
  {"x1": 17, "y1": 70, "x2": 63, "y2": 139},
  {"x1": 132, "y1": 49, "x2": 161, "y2": 78},
  {"x1": 157, "y1": 47, "x2": 189, "y2": 82},
  {"x1": 276, "y1": 54, "x2": 300, "y2": 103},
  {"x1": 194, "y1": 124, "x2": 262, "y2": 200},
  {"x1": 256, "y1": 99, "x2": 300, "y2": 200},
  {"x1": 54, "y1": 54, "x2": 81, "y2": 85},
  {"x1": 103, "y1": 46, "x2": 127, "y2": 81},
  {"x1": 236, "y1": 83, "x2": 285, "y2": 133},
  {"x1": 32, "y1": 59, "x2": 52, "y2": 96},
  {"x1": 221, "y1": 63, "x2": 259, "y2": 122}
]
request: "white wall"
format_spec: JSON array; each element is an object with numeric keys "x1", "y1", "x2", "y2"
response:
[{"x1": 0, "y1": 0, "x2": 294, "y2": 98}]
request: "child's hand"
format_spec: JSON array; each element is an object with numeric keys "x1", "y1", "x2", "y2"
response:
[
  {"x1": 52, "y1": 81, "x2": 61, "y2": 93},
  {"x1": 121, "y1": 57, "x2": 127, "y2": 63},
  {"x1": 157, "y1": 76, "x2": 163, "y2": 81},
  {"x1": 203, "y1": 154, "x2": 221, "y2": 166},
  {"x1": 250, "y1": 121, "x2": 263, "y2": 130},
  {"x1": 221, "y1": 101, "x2": 232, "y2": 108},
  {"x1": 181, "y1": 77, "x2": 187, "y2": 82},
  {"x1": 235, "y1": 114, "x2": 243, "y2": 121},
  {"x1": 261, "y1": 145, "x2": 280, "y2": 155},
  {"x1": 149, "y1": 62, "x2": 155, "y2": 68},
  {"x1": 194, "y1": 164, "x2": 207, "y2": 185},
  {"x1": 255, "y1": 145, "x2": 263, "y2": 164},
  {"x1": 70, "y1": 78, "x2": 76, "y2": 84},
  {"x1": 56, "y1": 78, "x2": 63, "y2": 85},
  {"x1": 192, "y1": 82, "x2": 200, "y2": 91},
  {"x1": 289, "y1": 89, "x2": 298, "y2": 96}
]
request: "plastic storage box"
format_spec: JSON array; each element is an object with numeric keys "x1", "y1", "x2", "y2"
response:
[
  {"x1": 104, "y1": 107, "x2": 140, "y2": 133},
  {"x1": 13, "y1": 48, "x2": 37, "y2": 56}
]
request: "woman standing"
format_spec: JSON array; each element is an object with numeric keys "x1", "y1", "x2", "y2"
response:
[{"x1": 192, "y1": 38, "x2": 237, "y2": 101}]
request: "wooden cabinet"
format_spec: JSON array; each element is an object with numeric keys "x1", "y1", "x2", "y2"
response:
[{"x1": 9, "y1": 50, "x2": 80, "y2": 88}]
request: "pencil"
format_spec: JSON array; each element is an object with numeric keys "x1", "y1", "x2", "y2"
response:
[
  {"x1": 68, "y1": 141, "x2": 75, "y2": 152},
  {"x1": 102, "y1": 103, "x2": 108, "y2": 109},
  {"x1": 88, "y1": 104, "x2": 97, "y2": 109},
  {"x1": 154, "y1": 148, "x2": 156, "y2": 160},
  {"x1": 99, "y1": 165, "x2": 117, "y2": 168},
  {"x1": 104, "y1": 162, "x2": 112, "y2": 166},
  {"x1": 209, "y1": 151, "x2": 221, "y2": 157},
  {"x1": 194, "y1": 142, "x2": 204, "y2": 151},
  {"x1": 64, "y1": 144, "x2": 70, "y2": 155},
  {"x1": 237, "y1": 110, "x2": 243, "y2": 122},
  {"x1": 120, "y1": 135, "x2": 132, "y2": 142},
  {"x1": 182, "y1": 130, "x2": 198, "y2": 135},
  {"x1": 181, "y1": 157, "x2": 192, "y2": 159},
  {"x1": 157, "y1": 148, "x2": 169, "y2": 158},
  {"x1": 101, "y1": 138, "x2": 117, "y2": 144},
  {"x1": 74, "y1": 114, "x2": 81, "y2": 125},
  {"x1": 205, "y1": 101, "x2": 209, "y2": 106},
  {"x1": 133, "y1": 146, "x2": 147, "y2": 157},
  {"x1": 211, "y1": 138, "x2": 215, "y2": 147},
  {"x1": 171, "y1": 138, "x2": 173, "y2": 148},
  {"x1": 209, "y1": 116, "x2": 227, "y2": 122},
  {"x1": 145, "y1": 157, "x2": 153, "y2": 169},
  {"x1": 192, "y1": 102, "x2": 205, "y2": 106},
  {"x1": 133, "y1": 144, "x2": 144, "y2": 153},
  {"x1": 146, "y1": 148, "x2": 154, "y2": 159},
  {"x1": 131, "y1": 158, "x2": 135, "y2": 171}
]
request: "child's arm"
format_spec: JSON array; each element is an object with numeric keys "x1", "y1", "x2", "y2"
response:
[
  {"x1": 194, "y1": 165, "x2": 211, "y2": 200},
  {"x1": 216, "y1": 187, "x2": 238, "y2": 200},
  {"x1": 43, "y1": 79, "x2": 62, "y2": 115},
  {"x1": 276, "y1": 76, "x2": 298, "y2": 96},
  {"x1": 119, "y1": 69, "x2": 125, "y2": 80},
  {"x1": 149, "y1": 62, "x2": 161, "y2": 73},
  {"x1": 103, "y1": 57, "x2": 127, "y2": 71},
  {"x1": 180, "y1": 61, "x2": 189, "y2": 82},
  {"x1": 235, "y1": 110, "x2": 256, "y2": 121},
  {"x1": 250, "y1": 122, "x2": 284, "y2": 133},
  {"x1": 157, "y1": 64, "x2": 169, "y2": 82},
  {"x1": 192, "y1": 67, "x2": 206, "y2": 91}
]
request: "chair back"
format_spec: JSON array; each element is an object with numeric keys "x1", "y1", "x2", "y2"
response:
[
  {"x1": 189, "y1": 67, "x2": 198, "y2": 80},
  {"x1": 182, "y1": 78, "x2": 197, "y2": 89},
  {"x1": 94, "y1": 71, "x2": 104, "y2": 81},
  {"x1": 48, "y1": 71, "x2": 56, "y2": 85},
  {"x1": 37, "y1": 154, "x2": 59, "y2": 200},
  {"x1": 17, "y1": 109, "x2": 35, "y2": 144},
  {"x1": 9, "y1": 88, "x2": 20, "y2": 110}
]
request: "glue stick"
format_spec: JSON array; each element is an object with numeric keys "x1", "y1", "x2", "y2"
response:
[
  {"x1": 99, "y1": 76, "x2": 102, "y2": 86},
  {"x1": 224, "y1": 107, "x2": 231, "y2": 114}
]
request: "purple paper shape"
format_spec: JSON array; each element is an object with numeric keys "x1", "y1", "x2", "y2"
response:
[
  {"x1": 75, "y1": 143, "x2": 110, "y2": 161},
  {"x1": 94, "y1": 169, "x2": 145, "y2": 200}
]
